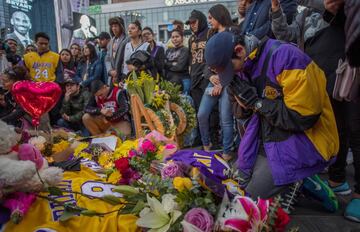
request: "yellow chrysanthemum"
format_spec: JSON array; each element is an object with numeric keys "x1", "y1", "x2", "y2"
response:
[
  {"x1": 78, "y1": 152, "x2": 92, "y2": 160},
  {"x1": 107, "y1": 170, "x2": 122, "y2": 184},
  {"x1": 113, "y1": 140, "x2": 138, "y2": 159},
  {"x1": 98, "y1": 152, "x2": 114, "y2": 169},
  {"x1": 52, "y1": 140, "x2": 70, "y2": 154},
  {"x1": 173, "y1": 177, "x2": 193, "y2": 192},
  {"x1": 74, "y1": 142, "x2": 89, "y2": 157}
]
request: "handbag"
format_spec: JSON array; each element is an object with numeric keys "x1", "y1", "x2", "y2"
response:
[{"x1": 333, "y1": 59, "x2": 360, "y2": 102}]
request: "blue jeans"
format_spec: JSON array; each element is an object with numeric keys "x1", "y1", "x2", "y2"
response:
[
  {"x1": 182, "y1": 78, "x2": 191, "y2": 95},
  {"x1": 197, "y1": 83, "x2": 234, "y2": 154},
  {"x1": 57, "y1": 118, "x2": 90, "y2": 137}
]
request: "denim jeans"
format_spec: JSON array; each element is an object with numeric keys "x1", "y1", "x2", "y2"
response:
[
  {"x1": 197, "y1": 83, "x2": 234, "y2": 154},
  {"x1": 182, "y1": 78, "x2": 191, "y2": 95},
  {"x1": 57, "y1": 118, "x2": 90, "y2": 137}
]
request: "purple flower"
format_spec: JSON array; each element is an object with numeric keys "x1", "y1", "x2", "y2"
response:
[
  {"x1": 183, "y1": 208, "x2": 214, "y2": 232},
  {"x1": 161, "y1": 161, "x2": 184, "y2": 179}
]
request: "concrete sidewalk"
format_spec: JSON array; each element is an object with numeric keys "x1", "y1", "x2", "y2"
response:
[{"x1": 288, "y1": 166, "x2": 360, "y2": 232}]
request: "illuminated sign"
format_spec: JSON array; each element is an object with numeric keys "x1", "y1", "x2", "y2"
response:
[{"x1": 165, "y1": 0, "x2": 217, "y2": 6}]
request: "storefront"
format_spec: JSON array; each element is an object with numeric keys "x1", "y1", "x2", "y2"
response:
[{"x1": 89, "y1": 0, "x2": 238, "y2": 42}]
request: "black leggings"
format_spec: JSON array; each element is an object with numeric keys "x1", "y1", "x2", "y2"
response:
[{"x1": 329, "y1": 99, "x2": 360, "y2": 194}]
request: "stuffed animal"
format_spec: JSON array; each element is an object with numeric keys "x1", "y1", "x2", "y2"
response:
[{"x1": 0, "y1": 120, "x2": 63, "y2": 197}]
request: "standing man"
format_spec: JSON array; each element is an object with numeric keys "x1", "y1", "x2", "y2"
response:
[
  {"x1": 23, "y1": 32, "x2": 62, "y2": 83},
  {"x1": 186, "y1": 10, "x2": 211, "y2": 111},
  {"x1": 98, "y1": 32, "x2": 112, "y2": 86},
  {"x1": 105, "y1": 17, "x2": 128, "y2": 85},
  {"x1": 7, "y1": 11, "x2": 33, "y2": 56}
]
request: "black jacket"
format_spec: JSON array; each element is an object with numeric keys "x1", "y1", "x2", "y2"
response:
[
  {"x1": 150, "y1": 44, "x2": 165, "y2": 78},
  {"x1": 188, "y1": 10, "x2": 211, "y2": 90},
  {"x1": 305, "y1": 9, "x2": 346, "y2": 94},
  {"x1": 344, "y1": 0, "x2": 360, "y2": 67},
  {"x1": 165, "y1": 46, "x2": 189, "y2": 85},
  {"x1": 1, "y1": 92, "x2": 25, "y2": 127}
]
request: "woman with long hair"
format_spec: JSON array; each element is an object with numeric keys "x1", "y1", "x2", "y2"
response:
[
  {"x1": 123, "y1": 20, "x2": 150, "y2": 76},
  {"x1": 164, "y1": 29, "x2": 190, "y2": 94},
  {"x1": 197, "y1": 4, "x2": 236, "y2": 161},
  {"x1": 208, "y1": 4, "x2": 239, "y2": 36},
  {"x1": 75, "y1": 43, "x2": 103, "y2": 88},
  {"x1": 142, "y1": 26, "x2": 165, "y2": 78},
  {"x1": 69, "y1": 42, "x2": 82, "y2": 67},
  {"x1": 59, "y1": 48, "x2": 77, "y2": 80}
]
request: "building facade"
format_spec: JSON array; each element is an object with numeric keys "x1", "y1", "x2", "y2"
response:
[{"x1": 89, "y1": 0, "x2": 238, "y2": 42}]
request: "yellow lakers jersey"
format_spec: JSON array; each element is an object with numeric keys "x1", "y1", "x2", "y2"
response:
[
  {"x1": 24, "y1": 51, "x2": 60, "y2": 82},
  {"x1": 3, "y1": 159, "x2": 139, "y2": 232}
]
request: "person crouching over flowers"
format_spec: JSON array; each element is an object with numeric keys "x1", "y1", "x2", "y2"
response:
[{"x1": 82, "y1": 80, "x2": 131, "y2": 136}]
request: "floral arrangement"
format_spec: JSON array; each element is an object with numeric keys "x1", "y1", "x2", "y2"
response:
[
  {"x1": 26, "y1": 129, "x2": 294, "y2": 232},
  {"x1": 160, "y1": 81, "x2": 197, "y2": 142},
  {"x1": 68, "y1": 133, "x2": 291, "y2": 231}
]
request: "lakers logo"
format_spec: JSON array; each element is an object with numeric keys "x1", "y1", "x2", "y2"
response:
[{"x1": 264, "y1": 85, "x2": 281, "y2": 100}]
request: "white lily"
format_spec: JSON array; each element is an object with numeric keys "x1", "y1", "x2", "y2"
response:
[{"x1": 137, "y1": 194, "x2": 182, "y2": 232}]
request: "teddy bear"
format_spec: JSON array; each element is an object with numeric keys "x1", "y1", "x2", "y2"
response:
[{"x1": 0, "y1": 120, "x2": 63, "y2": 198}]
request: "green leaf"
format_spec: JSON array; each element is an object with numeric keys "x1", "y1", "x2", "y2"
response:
[
  {"x1": 48, "y1": 186, "x2": 63, "y2": 196},
  {"x1": 101, "y1": 195, "x2": 122, "y2": 205},
  {"x1": 80, "y1": 210, "x2": 99, "y2": 217},
  {"x1": 120, "y1": 204, "x2": 135, "y2": 214},
  {"x1": 131, "y1": 200, "x2": 145, "y2": 214},
  {"x1": 59, "y1": 210, "x2": 77, "y2": 222}
]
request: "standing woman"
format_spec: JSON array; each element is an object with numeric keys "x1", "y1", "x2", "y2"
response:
[
  {"x1": 75, "y1": 43, "x2": 103, "y2": 88},
  {"x1": 164, "y1": 29, "x2": 190, "y2": 94},
  {"x1": 123, "y1": 20, "x2": 149, "y2": 76},
  {"x1": 208, "y1": 3, "x2": 238, "y2": 36},
  {"x1": 197, "y1": 4, "x2": 235, "y2": 160},
  {"x1": 142, "y1": 27, "x2": 165, "y2": 78},
  {"x1": 70, "y1": 43, "x2": 82, "y2": 67},
  {"x1": 59, "y1": 48, "x2": 77, "y2": 80}
]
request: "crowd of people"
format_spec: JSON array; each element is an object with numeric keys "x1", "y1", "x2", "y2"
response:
[{"x1": 0, "y1": 0, "x2": 360, "y2": 223}]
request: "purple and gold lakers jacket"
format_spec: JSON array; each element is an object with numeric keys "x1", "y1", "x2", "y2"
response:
[{"x1": 237, "y1": 39, "x2": 339, "y2": 185}]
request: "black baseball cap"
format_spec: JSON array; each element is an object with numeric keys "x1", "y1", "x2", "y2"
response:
[
  {"x1": 205, "y1": 32, "x2": 235, "y2": 86},
  {"x1": 64, "y1": 77, "x2": 81, "y2": 85},
  {"x1": 90, "y1": 79, "x2": 106, "y2": 94}
]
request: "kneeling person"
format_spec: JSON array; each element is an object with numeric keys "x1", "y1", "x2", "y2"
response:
[
  {"x1": 205, "y1": 32, "x2": 339, "y2": 211},
  {"x1": 58, "y1": 77, "x2": 90, "y2": 136},
  {"x1": 83, "y1": 80, "x2": 131, "y2": 136}
]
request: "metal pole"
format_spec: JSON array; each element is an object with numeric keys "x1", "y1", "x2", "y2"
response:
[{"x1": 53, "y1": 0, "x2": 63, "y2": 51}]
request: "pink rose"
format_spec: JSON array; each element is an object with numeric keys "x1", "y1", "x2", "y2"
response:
[
  {"x1": 128, "y1": 149, "x2": 137, "y2": 158},
  {"x1": 140, "y1": 139, "x2": 157, "y2": 154},
  {"x1": 161, "y1": 162, "x2": 183, "y2": 179},
  {"x1": 184, "y1": 208, "x2": 214, "y2": 232}
]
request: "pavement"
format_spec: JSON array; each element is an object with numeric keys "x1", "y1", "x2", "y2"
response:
[{"x1": 288, "y1": 165, "x2": 360, "y2": 232}]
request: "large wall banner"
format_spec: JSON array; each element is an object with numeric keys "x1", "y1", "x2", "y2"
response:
[
  {"x1": 5, "y1": 0, "x2": 58, "y2": 51},
  {"x1": 55, "y1": 0, "x2": 97, "y2": 50}
]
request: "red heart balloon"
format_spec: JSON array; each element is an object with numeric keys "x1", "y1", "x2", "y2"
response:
[{"x1": 12, "y1": 81, "x2": 62, "y2": 126}]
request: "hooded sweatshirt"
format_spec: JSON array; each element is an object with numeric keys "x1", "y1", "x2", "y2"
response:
[{"x1": 188, "y1": 10, "x2": 210, "y2": 89}]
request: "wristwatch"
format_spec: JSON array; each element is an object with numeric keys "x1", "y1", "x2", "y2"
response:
[{"x1": 254, "y1": 99, "x2": 263, "y2": 112}]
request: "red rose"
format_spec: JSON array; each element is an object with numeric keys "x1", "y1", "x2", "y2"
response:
[
  {"x1": 274, "y1": 207, "x2": 290, "y2": 232},
  {"x1": 114, "y1": 158, "x2": 129, "y2": 173}
]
